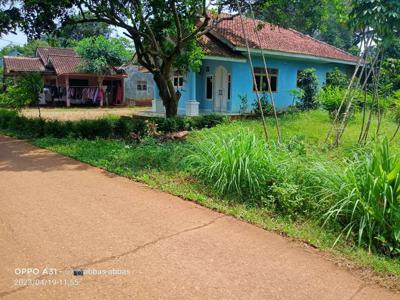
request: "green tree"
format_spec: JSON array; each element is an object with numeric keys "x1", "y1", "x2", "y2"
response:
[
  {"x1": 325, "y1": 68, "x2": 349, "y2": 88},
  {"x1": 253, "y1": 0, "x2": 329, "y2": 36},
  {"x1": 0, "y1": 73, "x2": 43, "y2": 112},
  {"x1": 296, "y1": 68, "x2": 319, "y2": 110},
  {"x1": 0, "y1": 0, "x2": 240, "y2": 117},
  {"x1": 45, "y1": 13, "x2": 113, "y2": 47},
  {"x1": 75, "y1": 36, "x2": 132, "y2": 74}
]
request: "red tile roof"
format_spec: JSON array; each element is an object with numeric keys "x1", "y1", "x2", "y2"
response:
[
  {"x1": 3, "y1": 56, "x2": 45, "y2": 74},
  {"x1": 36, "y1": 47, "x2": 77, "y2": 65},
  {"x1": 212, "y1": 16, "x2": 358, "y2": 63},
  {"x1": 48, "y1": 55, "x2": 82, "y2": 75},
  {"x1": 198, "y1": 34, "x2": 244, "y2": 59}
]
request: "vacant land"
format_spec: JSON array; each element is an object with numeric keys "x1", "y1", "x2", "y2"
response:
[{"x1": 22, "y1": 107, "x2": 149, "y2": 120}]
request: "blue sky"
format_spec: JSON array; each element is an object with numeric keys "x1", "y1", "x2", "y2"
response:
[{"x1": 0, "y1": 30, "x2": 27, "y2": 49}]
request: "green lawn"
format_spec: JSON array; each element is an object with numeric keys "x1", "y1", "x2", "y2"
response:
[{"x1": 21, "y1": 109, "x2": 399, "y2": 289}]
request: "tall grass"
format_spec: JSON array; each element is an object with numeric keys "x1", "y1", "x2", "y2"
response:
[
  {"x1": 187, "y1": 127, "x2": 400, "y2": 257},
  {"x1": 314, "y1": 139, "x2": 400, "y2": 256},
  {"x1": 187, "y1": 130, "x2": 274, "y2": 201}
]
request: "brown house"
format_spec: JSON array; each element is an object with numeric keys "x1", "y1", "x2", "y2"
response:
[{"x1": 3, "y1": 47, "x2": 127, "y2": 107}]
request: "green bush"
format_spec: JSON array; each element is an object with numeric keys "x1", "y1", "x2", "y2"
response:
[
  {"x1": 0, "y1": 73, "x2": 43, "y2": 110},
  {"x1": 251, "y1": 94, "x2": 273, "y2": 116},
  {"x1": 192, "y1": 114, "x2": 226, "y2": 129},
  {"x1": 0, "y1": 109, "x2": 17, "y2": 129},
  {"x1": 318, "y1": 86, "x2": 348, "y2": 118},
  {"x1": 73, "y1": 119, "x2": 113, "y2": 139},
  {"x1": 325, "y1": 67, "x2": 349, "y2": 88},
  {"x1": 44, "y1": 120, "x2": 72, "y2": 138},
  {"x1": 0, "y1": 109, "x2": 226, "y2": 140},
  {"x1": 297, "y1": 68, "x2": 319, "y2": 110}
]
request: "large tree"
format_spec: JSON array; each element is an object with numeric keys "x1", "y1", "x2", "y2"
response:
[
  {"x1": 45, "y1": 13, "x2": 114, "y2": 47},
  {"x1": 0, "y1": 0, "x2": 239, "y2": 117}
]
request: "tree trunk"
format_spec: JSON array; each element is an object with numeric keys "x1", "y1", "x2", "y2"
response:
[{"x1": 153, "y1": 72, "x2": 181, "y2": 118}]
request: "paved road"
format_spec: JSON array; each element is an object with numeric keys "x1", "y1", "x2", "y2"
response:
[{"x1": 0, "y1": 135, "x2": 398, "y2": 299}]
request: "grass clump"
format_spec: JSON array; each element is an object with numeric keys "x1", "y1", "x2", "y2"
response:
[{"x1": 317, "y1": 139, "x2": 400, "y2": 256}]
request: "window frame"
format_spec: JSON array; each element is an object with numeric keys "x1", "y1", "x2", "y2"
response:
[
  {"x1": 253, "y1": 67, "x2": 278, "y2": 93},
  {"x1": 173, "y1": 74, "x2": 185, "y2": 88},
  {"x1": 136, "y1": 80, "x2": 148, "y2": 91}
]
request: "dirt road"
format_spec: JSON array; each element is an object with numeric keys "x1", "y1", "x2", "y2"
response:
[{"x1": 0, "y1": 135, "x2": 398, "y2": 299}]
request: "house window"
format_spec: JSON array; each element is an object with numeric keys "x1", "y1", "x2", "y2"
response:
[
  {"x1": 253, "y1": 67, "x2": 278, "y2": 92},
  {"x1": 228, "y1": 74, "x2": 231, "y2": 100},
  {"x1": 137, "y1": 80, "x2": 147, "y2": 91},
  {"x1": 206, "y1": 75, "x2": 213, "y2": 99},
  {"x1": 173, "y1": 74, "x2": 184, "y2": 88}
]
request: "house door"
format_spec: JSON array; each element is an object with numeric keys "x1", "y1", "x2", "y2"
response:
[{"x1": 214, "y1": 66, "x2": 228, "y2": 112}]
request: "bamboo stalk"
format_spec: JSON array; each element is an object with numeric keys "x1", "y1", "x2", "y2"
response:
[
  {"x1": 248, "y1": 3, "x2": 281, "y2": 143},
  {"x1": 234, "y1": 0, "x2": 269, "y2": 142}
]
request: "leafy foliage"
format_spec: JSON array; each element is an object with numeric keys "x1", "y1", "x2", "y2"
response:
[
  {"x1": 320, "y1": 140, "x2": 400, "y2": 256},
  {"x1": 45, "y1": 13, "x2": 113, "y2": 47},
  {"x1": 0, "y1": 73, "x2": 43, "y2": 110},
  {"x1": 75, "y1": 36, "x2": 132, "y2": 74},
  {"x1": 325, "y1": 67, "x2": 349, "y2": 88},
  {"x1": 380, "y1": 58, "x2": 400, "y2": 97},
  {"x1": 318, "y1": 86, "x2": 348, "y2": 118},
  {"x1": 251, "y1": 94, "x2": 274, "y2": 116},
  {"x1": 296, "y1": 68, "x2": 320, "y2": 110}
]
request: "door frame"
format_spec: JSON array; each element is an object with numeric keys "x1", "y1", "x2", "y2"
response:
[{"x1": 213, "y1": 66, "x2": 229, "y2": 112}]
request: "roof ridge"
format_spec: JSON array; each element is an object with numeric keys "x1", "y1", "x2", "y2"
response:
[
  {"x1": 4, "y1": 56, "x2": 40, "y2": 59},
  {"x1": 37, "y1": 46, "x2": 75, "y2": 50}
]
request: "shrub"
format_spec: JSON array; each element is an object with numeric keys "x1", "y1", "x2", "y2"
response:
[
  {"x1": 325, "y1": 67, "x2": 349, "y2": 88},
  {"x1": 192, "y1": 114, "x2": 226, "y2": 129},
  {"x1": 0, "y1": 73, "x2": 43, "y2": 111},
  {"x1": 113, "y1": 117, "x2": 131, "y2": 138},
  {"x1": 317, "y1": 140, "x2": 400, "y2": 256},
  {"x1": 251, "y1": 94, "x2": 273, "y2": 116},
  {"x1": 296, "y1": 68, "x2": 319, "y2": 110},
  {"x1": 0, "y1": 109, "x2": 227, "y2": 140},
  {"x1": 318, "y1": 86, "x2": 348, "y2": 118},
  {"x1": 44, "y1": 120, "x2": 71, "y2": 138},
  {"x1": 73, "y1": 119, "x2": 113, "y2": 139},
  {"x1": 0, "y1": 109, "x2": 17, "y2": 129}
]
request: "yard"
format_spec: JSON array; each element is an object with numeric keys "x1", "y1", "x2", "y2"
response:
[
  {"x1": 1, "y1": 108, "x2": 399, "y2": 288},
  {"x1": 21, "y1": 106, "x2": 149, "y2": 121}
]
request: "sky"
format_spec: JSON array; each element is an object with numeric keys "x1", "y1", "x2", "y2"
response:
[
  {"x1": 0, "y1": 25, "x2": 128, "y2": 50},
  {"x1": 0, "y1": 30, "x2": 27, "y2": 49}
]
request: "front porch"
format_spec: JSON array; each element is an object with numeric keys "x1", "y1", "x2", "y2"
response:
[
  {"x1": 41, "y1": 74, "x2": 126, "y2": 107},
  {"x1": 153, "y1": 58, "x2": 245, "y2": 116}
]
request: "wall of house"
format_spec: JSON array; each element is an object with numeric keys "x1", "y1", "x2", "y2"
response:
[
  {"x1": 197, "y1": 56, "x2": 353, "y2": 114},
  {"x1": 154, "y1": 54, "x2": 354, "y2": 115},
  {"x1": 124, "y1": 65, "x2": 155, "y2": 101}
]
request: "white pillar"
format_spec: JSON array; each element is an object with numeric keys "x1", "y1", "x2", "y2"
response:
[
  {"x1": 65, "y1": 76, "x2": 70, "y2": 107},
  {"x1": 186, "y1": 70, "x2": 199, "y2": 116}
]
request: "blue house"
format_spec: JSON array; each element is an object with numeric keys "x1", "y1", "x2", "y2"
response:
[{"x1": 153, "y1": 16, "x2": 358, "y2": 116}]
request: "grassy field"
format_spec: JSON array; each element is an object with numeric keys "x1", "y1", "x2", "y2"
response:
[
  {"x1": 19, "y1": 109, "x2": 399, "y2": 289},
  {"x1": 22, "y1": 106, "x2": 149, "y2": 120}
]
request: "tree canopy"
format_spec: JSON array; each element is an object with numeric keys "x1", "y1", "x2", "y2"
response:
[{"x1": 75, "y1": 36, "x2": 132, "y2": 74}]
